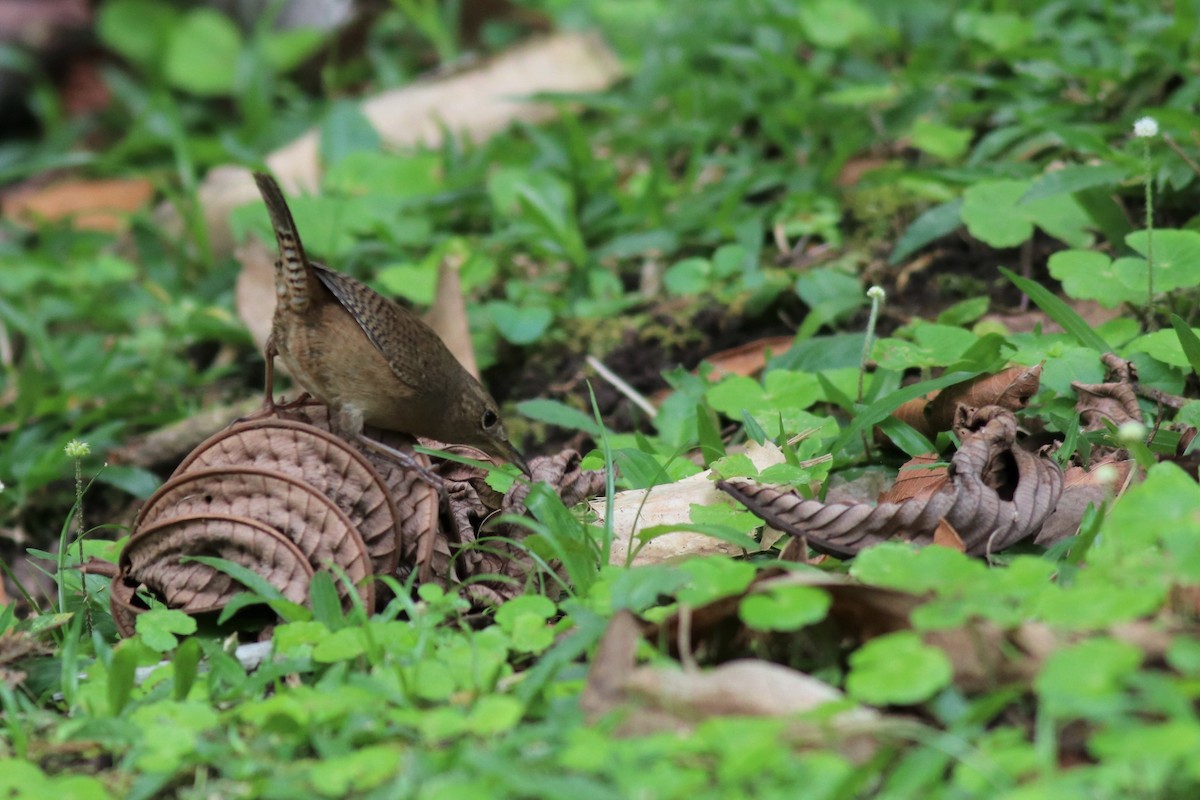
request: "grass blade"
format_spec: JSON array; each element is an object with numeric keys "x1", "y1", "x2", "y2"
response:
[
  {"x1": 1000, "y1": 267, "x2": 1109, "y2": 352},
  {"x1": 1171, "y1": 314, "x2": 1200, "y2": 376}
]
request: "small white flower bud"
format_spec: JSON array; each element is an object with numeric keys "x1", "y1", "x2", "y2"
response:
[
  {"x1": 1133, "y1": 116, "x2": 1159, "y2": 138},
  {"x1": 1116, "y1": 421, "x2": 1147, "y2": 443},
  {"x1": 64, "y1": 440, "x2": 91, "y2": 458}
]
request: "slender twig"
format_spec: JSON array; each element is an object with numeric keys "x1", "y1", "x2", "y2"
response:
[{"x1": 586, "y1": 355, "x2": 657, "y2": 419}]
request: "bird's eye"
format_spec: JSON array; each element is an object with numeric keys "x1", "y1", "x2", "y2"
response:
[{"x1": 481, "y1": 409, "x2": 499, "y2": 429}]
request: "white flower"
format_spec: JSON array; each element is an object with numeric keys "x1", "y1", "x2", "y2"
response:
[
  {"x1": 64, "y1": 439, "x2": 91, "y2": 458},
  {"x1": 1116, "y1": 421, "x2": 1147, "y2": 443},
  {"x1": 1133, "y1": 116, "x2": 1159, "y2": 138},
  {"x1": 1092, "y1": 464, "x2": 1119, "y2": 486},
  {"x1": 867, "y1": 286, "x2": 886, "y2": 301}
]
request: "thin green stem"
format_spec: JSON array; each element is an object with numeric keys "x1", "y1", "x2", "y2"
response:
[{"x1": 1143, "y1": 137, "x2": 1155, "y2": 308}]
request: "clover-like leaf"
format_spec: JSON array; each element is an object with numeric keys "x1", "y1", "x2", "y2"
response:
[
  {"x1": 846, "y1": 631, "x2": 953, "y2": 705},
  {"x1": 739, "y1": 585, "x2": 830, "y2": 631}
]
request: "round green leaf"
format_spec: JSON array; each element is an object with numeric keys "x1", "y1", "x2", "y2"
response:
[
  {"x1": 797, "y1": 0, "x2": 874, "y2": 48},
  {"x1": 739, "y1": 584, "x2": 830, "y2": 631},
  {"x1": 98, "y1": 0, "x2": 180, "y2": 68},
  {"x1": 489, "y1": 301, "x2": 552, "y2": 345},
  {"x1": 1047, "y1": 250, "x2": 1142, "y2": 308},
  {"x1": 1035, "y1": 637, "x2": 1140, "y2": 720},
  {"x1": 846, "y1": 631, "x2": 953, "y2": 705},
  {"x1": 164, "y1": 9, "x2": 243, "y2": 96}
]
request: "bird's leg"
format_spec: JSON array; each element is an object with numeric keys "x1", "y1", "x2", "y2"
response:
[
  {"x1": 260, "y1": 334, "x2": 319, "y2": 415},
  {"x1": 263, "y1": 334, "x2": 278, "y2": 413}
]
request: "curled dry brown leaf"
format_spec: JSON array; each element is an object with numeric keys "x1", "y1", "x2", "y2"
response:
[
  {"x1": 114, "y1": 403, "x2": 605, "y2": 635},
  {"x1": 721, "y1": 405, "x2": 1063, "y2": 558}
]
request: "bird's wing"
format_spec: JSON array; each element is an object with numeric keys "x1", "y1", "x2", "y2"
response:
[{"x1": 311, "y1": 264, "x2": 454, "y2": 391}]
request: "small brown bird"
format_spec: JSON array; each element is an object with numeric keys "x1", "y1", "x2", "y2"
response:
[{"x1": 253, "y1": 172, "x2": 529, "y2": 475}]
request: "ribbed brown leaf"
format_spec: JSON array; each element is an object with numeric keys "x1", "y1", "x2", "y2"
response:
[
  {"x1": 116, "y1": 514, "x2": 314, "y2": 635},
  {"x1": 721, "y1": 405, "x2": 1063, "y2": 558},
  {"x1": 136, "y1": 466, "x2": 373, "y2": 609},
  {"x1": 174, "y1": 414, "x2": 405, "y2": 579},
  {"x1": 1072, "y1": 380, "x2": 1142, "y2": 432}
]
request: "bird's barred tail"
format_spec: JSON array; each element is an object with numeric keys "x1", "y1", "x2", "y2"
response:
[{"x1": 253, "y1": 172, "x2": 316, "y2": 314}]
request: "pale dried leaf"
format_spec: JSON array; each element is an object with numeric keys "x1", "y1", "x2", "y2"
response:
[
  {"x1": 4, "y1": 177, "x2": 154, "y2": 232},
  {"x1": 423, "y1": 252, "x2": 478, "y2": 379},
  {"x1": 234, "y1": 235, "x2": 278, "y2": 354},
  {"x1": 149, "y1": 32, "x2": 624, "y2": 258},
  {"x1": 593, "y1": 440, "x2": 787, "y2": 565}
]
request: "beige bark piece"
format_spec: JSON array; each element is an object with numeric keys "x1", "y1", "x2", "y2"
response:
[
  {"x1": 582, "y1": 610, "x2": 884, "y2": 761},
  {"x1": 593, "y1": 441, "x2": 787, "y2": 566},
  {"x1": 172, "y1": 32, "x2": 624, "y2": 259}
]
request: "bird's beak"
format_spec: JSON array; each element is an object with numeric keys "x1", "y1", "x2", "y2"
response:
[{"x1": 491, "y1": 437, "x2": 532, "y2": 477}]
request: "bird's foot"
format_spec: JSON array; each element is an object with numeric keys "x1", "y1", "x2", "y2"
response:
[{"x1": 354, "y1": 433, "x2": 446, "y2": 496}]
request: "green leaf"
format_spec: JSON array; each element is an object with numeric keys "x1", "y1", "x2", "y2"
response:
[
  {"x1": 613, "y1": 448, "x2": 670, "y2": 489},
  {"x1": 375, "y1": 263, "x2": 436, "y2": 305},
  {"x1": 496, "y1": 595, "x2": 557, "y2": 653},
  {"x1": 1001, "y1": 267, "x2": 1109, "y2": 352},
  {"x1": 794, "y1": 267, "x2": 864, "y2": 336},
  {"x1": 689, "y1": 502, "x2": 761, "y2": 534},
  {"x1": 675, "y1": 557, "x2": 757, "y2": 606},
  {"x1": 262, "y1": 27, "x2": 325, "y2": 73},
  {"x1": 663, "y1": 257, "x2": 712, "y2": 296},
  {"x1": 308, "y1": 572, "x2": 344, "y2": 629},
  {"x1": 98, "y1": 0, "x2": 180, "y2": 69},
  {"x1": 1170, "y1": 314, "x2": 1200, "y2": 376},
  {"x1": 517, "y1": 398, "x2": 602, "y2": 440},
  {"x1": 163, "y1": 9, "x2": 243, "y2": 96},
  {"x1": 173, "y1": 638, "x2": 201, "y2": 702},
  {"x1": 1126, "y1": 328, "x2": 1200, "y2": 369},
  {"x1": 319, "y1": 101, "x2": 381, "y2": 167},
  {"x1": 135, "y1": 608, "x2": 197, "y2": 653},
  {"x1": 309, "y1": 745, "x2": 399, "y2": 796},
  {"x1": 739, "y1": 585, "x2": 831, "y2": 631},
  {"x1": 830, "y1": 370, "x2": 979, "y2": 458},
  {"x1": 1019, "y1": 164, "x2": 1127, "y2": 204},
  {"x1": 963, "y1": 180, "x2": 1091, "y2": 249},
  {"x1": 466, "y1": 695, "x2": 524, "y2": 735},
  {"x1": 636, "y1": 523, "x2": 759, "y2": 552},
  {"x1": 889, "y1": 199, "x2": 963, "y2": 265},
  {"x1": 910, "y1": 119, "x2": 971, "y2": 161},
  {"x1": 95, "y1": 465, "x2": 162, "y2": 499},
  {"x1": 695, "y1": 401, "x2": 726, "y2": 462},
  {"x1": 1047, "y1": 250, "x2": 1142, "y2": 308},
  {"x1": 935, "y1": 297, "x2": 988, "y2": 327},
  {"x1": 1120, "y1": 228, "x2": 1200, "y2": 293},
  {"x1": 489, "y1": 301, "x2": 553, "y2": 345},
  {"x1": 1036, "y1": 637, "x2": 1141, "y2": 720},
  {"x1": 846, "y1": 631, "x2": 953, "y2": 705},
  {"x1": 524, "y1": 484, "x2": 597, "y2": 593},
  {"x1": 798, "y1": 0, "x2": 874, "y2": 47},
  {"x1": 108, "y1": 640, "x2": 139, "y2": 715}
]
